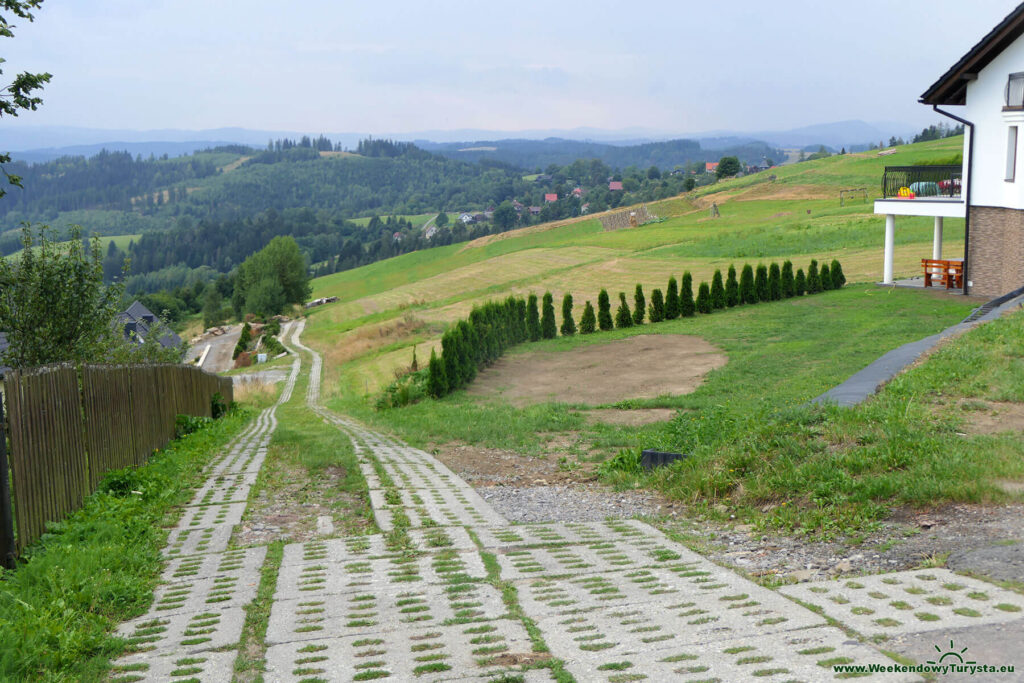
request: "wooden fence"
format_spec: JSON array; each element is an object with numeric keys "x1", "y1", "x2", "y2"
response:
[{"x1": 0, "y1": 363, "x2": 232, "y2": 560}]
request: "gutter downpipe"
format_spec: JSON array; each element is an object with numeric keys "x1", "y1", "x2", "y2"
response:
[{"x1": 931, "y1": 104, "x2": 974, "y2": 295}]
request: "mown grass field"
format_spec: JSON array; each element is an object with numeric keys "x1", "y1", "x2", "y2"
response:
[{"x1": 3, "y1": 233, "x2": 141, "y2": 261}]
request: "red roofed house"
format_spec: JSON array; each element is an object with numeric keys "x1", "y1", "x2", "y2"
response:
[
  {"x1": 705, "y1": 162, "x2": 719, "y2": 174},
  {"x1": 608, "y1": 181, "x2": 624, "y2": 191},
  {"x1": 572, "y1": 187, "x2": 583, "y2": 197},
  {"x1": 544, "y1": 193, "x2": 558, "y2": 203}
]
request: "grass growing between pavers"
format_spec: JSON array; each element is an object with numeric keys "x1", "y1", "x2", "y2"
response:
[
  {"x1": 0, "y1": 408, "x2": 253, "y2": 682},
  {"x1": 233, "y1": 541, "x2": 284, "y2": 682}
]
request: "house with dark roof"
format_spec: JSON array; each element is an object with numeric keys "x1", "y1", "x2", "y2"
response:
[
  {"x1": 117, "y1": 300, "x2": 183, "y2": 352},
  {"x1": 874, "y1": 2, "x2": 1024, "y2": 297}
]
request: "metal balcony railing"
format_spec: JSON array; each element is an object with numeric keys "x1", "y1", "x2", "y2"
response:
[{"x1": 882, "y1": 165, "x2": 962, "y2": 199}]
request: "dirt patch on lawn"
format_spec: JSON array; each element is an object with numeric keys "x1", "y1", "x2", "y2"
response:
[
  {"x1": 585, "y1": 408, "x2": 679, "y2": 426},
  {"x1": 433, "y1": 441, "x2": 597, "y2": 487},
  {"x1": 734, "y1": 183, "x2": 835, "y2": 201},
  {"x1": 467, "y1": 335, "x2": 726, "y2": 407},
  {"x1": 957, "y1": 400, "x2": 1024, "y2": 435}
]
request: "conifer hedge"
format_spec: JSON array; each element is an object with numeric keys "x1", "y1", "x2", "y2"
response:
[
  {"x1": 725, "y1": 265, "x2": 739, "y2": 307},
  {"x1": 580, "y1": 301, "x2": 596, "y2": 334},
  {"x1": 740, "y1": 264, "x2": 756, "y2": 304},
  {"x1": 710, "y1": 270, "x2": 726, "y2": 310},
  {"x1": 649, "y1": 288, "x2": 665, "y2": 323},
  {"x1": 831, "y1": 259, "x2": 846, "y2": 289},
  {"x1": 665, "y1": 276, "x2": 680, "y2": 319},
  {"x1": 541, "y1": 292, "x2": 557, "y2": 339},
  {"x1": 681, "y1": 272, "x2": 696, "y2": 317},
  {"x1": 795, "y1": 268, "x2": 806, "y2": 296},
  {"x1": 615, "y1": 293, "x2": 633, "y2": 328},
  {"x1": 819, "y1": 263, "x2": 832, "y2": 291},
  {"x1": 597, "y1": 289, "x2": 614, "y2": 331},
  {"x1": 560, "y1": 293, "x2": 576, "y2": 336},
  {"x1": 632, "y1": 284, "x2": 646, "y2": 325},
  {"x1": 696, "y1": 282, "x2": 712, "y2": 314},
  {"x1": 807, "y1": 259, "x2": 821, "y2": 293},
  {"x1": 527, "y1": 294, "x2": 540, "y2": 341},
  {"x1": 781, "y1": 260, "x2": 795, "y2": 298},
  {"x1": 755, "y1": 264, "x2": 769, "y2": 302},
  {"x1": 768, "y1": 263, "x2": 782, "y2": 300}
]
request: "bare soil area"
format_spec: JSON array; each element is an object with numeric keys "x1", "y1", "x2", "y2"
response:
[
  {"x1": 584, "y1": 408, "x2": 679, "y2": 426},
  {"x1": 467, "y1": 335, "x2": 726, "y2": 406},
  {"x1": 433, "y1": 441, "x2": 597, "y2": 487},
  {"x1": 957, "y1": 400, "x2": 1024, "y2": 435}
]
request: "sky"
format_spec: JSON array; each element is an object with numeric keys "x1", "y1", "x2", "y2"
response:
[{"x1": 4, "y1": 0, "x2": 1021, "y2": 137}]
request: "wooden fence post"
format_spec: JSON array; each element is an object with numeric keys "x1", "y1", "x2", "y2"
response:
[{"x1": 0, "y1": 393, "x2": 18, "y2": 569}]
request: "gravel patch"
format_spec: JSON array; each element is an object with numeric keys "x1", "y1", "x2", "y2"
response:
[{"x1": 479, "y1": 484, "x2": 666, "y2": 523}]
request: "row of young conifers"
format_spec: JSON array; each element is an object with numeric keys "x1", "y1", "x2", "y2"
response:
[{"x1": 411, "y1": 258, "x2": 845, "y2": 401}]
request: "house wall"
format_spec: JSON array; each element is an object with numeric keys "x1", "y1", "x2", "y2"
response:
[{"x1": 968, "y1": 206, "x2": 1024, "y2": 297}]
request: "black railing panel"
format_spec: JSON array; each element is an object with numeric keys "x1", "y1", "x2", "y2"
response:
[{"x1": 882, "y1": 165, "x2": 962, "y2": 199}]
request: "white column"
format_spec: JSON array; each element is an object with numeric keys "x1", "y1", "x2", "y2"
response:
[
  {"x1": 884, "y1": 214, "x2": 895, "y2": 284},
  {"x1": 932, "y1": 216, "x2": 943, "y2": 260}
]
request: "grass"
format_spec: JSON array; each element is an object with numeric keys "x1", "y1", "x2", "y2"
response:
[
  {"x1": 3, "y1": 233, "x2": 141, "y2": 261},
  {"x1": 0, "y1": 408, "x2": 252, "y2": 682}
]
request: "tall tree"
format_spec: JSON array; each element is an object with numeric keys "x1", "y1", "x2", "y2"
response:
[
  {"x1": 716, "y1": 156, "x2": 741, "y2": 179},
  {"x1": 233, "y1": 235, "x2": 311, "y2": 317}
]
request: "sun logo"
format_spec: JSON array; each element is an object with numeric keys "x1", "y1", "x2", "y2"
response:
[{"x1": 927, "y1": 640, "x2": 976, "y2": 666}]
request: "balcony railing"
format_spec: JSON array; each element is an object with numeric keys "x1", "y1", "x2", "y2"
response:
[{"x1": 882, "y1": 165, "x2": 962, "y2": 199}]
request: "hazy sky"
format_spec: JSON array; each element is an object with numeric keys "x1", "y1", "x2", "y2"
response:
[{"x1": 4, "y1": 0, "x2": 1020, "y2": 135}]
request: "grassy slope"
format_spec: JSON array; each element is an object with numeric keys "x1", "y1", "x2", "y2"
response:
[{"x1": 3, "y1": 233, "x2": 141, "y2": 261}]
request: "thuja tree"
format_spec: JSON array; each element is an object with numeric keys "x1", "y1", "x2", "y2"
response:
[
  {"x1": 649, "y1": 288, "x2": 665, "y2": 322},
  {"x1": 819, "y1": 263, "x2": 832, "y2": 290},
  {"x1": 795, "y1": 268, "x2": 806, "y2": 295},
  {"x1": 527, "y1": 293, "x2": 540, "y2": 341},
  {"x1": 781, "y1": 260, "x2": 795, "y2": 298},
  {"x1": 695, "y1": 282, "x2": 712, "y2": 314},
  {"x1": 807, "y1": 259, "x2": 821, "y2": 293},
  {"x1": 597, "y1": 288, "x2": 614, "y2": 331},
  {"x1": 615, "y1": 292, "x2": 633, "y2": 328},
  {"x1": 541, "y1": 292, "x2": 557, "y2": 339},
  {"x1": 710, "y1": 270, "x2": 726, "y2": 310},
  {"x1": 427, "y1": 348, "x2": 448, "y2": 397},
  {"x1": 754, "y1": 264, "x2": 769, "y2": 302},
  {"x1": 830, "y1": 259, "x2": 846, "y2": 288},
  {"x1": 560, "y1": 293, "x2": 576, "y2": 336},
  {"x1": 740, "y1": 264, "x2": 756, "y2": 304},
  {"x1": 768, "y1": 262, "x2": 782, "y2": 300},
  {"x1": 680, "y1": 271, "x2": 696, "y2": 317},
  {"x1": 632, "y1": 284, "x2": 646, "y2": 325},
  {"x1": 725, "y1": 265, "x2": 739, "y2": 307},
  {"x1": 665, "y1": 276, "x2": 680, "y2": 319},
  {"x1": 580, "y1": 301, "x2": 596, "y2": 333}
]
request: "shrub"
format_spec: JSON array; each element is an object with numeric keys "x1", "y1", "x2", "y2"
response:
[
  {"x1": 541, "y1": 292, "x2": 557, "y2": 339},
  {"x1": 649, "y1": 288, "x2": 665, "y2": 323},
  {"x1": 819, "y1": 263, "x2": 832, "y2": 291},
  {"x1": 597, "y1": 289, "x2": 614, "y2": 331},
  {"x1": 755, "y1": 264, "x2": 769, "y2": 302},
  {"x1": 725, "y1": 265, "x2": 739, "y2": 307},
  {"x1": 560, "y1": 293, "x2": 576, "y2": 336},
  {"x1": 807, "y1": 259, "x2": 821, "y2": 293},
  {"x1": 795, "y1": 268, "x2": 806, "y2": 295},
  {"x1": 781, "y1": 260, "x2": 795, "y2": 298},
  {"x1": 681, "y1": 271, "x2": 696, "y2": 317},
  {"x1": 740, "y1": 264, "x2": 756, "y2": 304},
  {"x1": 377, "y1": 369, "x2": 427, "y2": 409},
  {"x1": 263, "y1": 318, "x2": 282, "y2": 337},
  {"x1": 831, "y1": 259, "x2": 846, "y2": 288},
  {"x1": 768, "y1": 262, "x2": 782, "y2": 300},
  {"x1": 665, "y1": 276, "x2": 680, "y2": 319},
  {"x1": 710, "y1": 270, "x2": 726, "y2": 309},
  {"x1": 427, "y1": 348, "x2": 448, "y2": 397},
  {"x1": 696, "y1": 282, "x2": 712, "y2": 314},
  {"x1": 175, "y1": 414, "x2": 214, "y2": 440},
  {"x1": 580, "y1": 301, "x2": 596, "y2": 334},
  {"x1": 211, "y1": 392, "x2": 228, "y2": 419},
  {"x1": 632, "y1": 284, "x2": 646, "y2": 325},
  {"x1": 615, "y1": 293, "x2": 633, "y2": 328},
  {"x1": 527, "y1": 294, "x2": 540, "y2": 341},
  {"x1": 238, "y1": 322, "x2": 252, "y2": 347}
]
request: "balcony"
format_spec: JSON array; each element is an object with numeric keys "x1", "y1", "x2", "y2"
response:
[{"x1": 882, "y1": 165, "x2": 962, "y2": 199}]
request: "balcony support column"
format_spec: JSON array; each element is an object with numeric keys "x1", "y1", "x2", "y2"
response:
[
  {"x1": 933, "y1": 216, "x2": 944, "y2": 260},
  {"x1": 883, "y1": 214, "x2": 895, "y2": 284}
]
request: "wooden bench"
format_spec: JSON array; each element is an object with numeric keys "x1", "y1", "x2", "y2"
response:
[{"x1": 922, "y1": 258, "x2": 963, "y2": 289}]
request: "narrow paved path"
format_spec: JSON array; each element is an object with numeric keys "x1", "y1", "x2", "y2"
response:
[{"x1": 111, "y1": 321, "x2": 1024, "y2": 682}]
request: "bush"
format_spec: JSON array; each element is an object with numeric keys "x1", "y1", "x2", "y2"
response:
[
  {"x1": 239, "y1": 322, "x2": 252, "y2": 347},
  {"x1": 725, "y1": 265, "x2": 739, "y2": 307},
  {"x1": 175, "y1": 414, "x2": 212, "y2": 439},
  {"x1": 560, "y1": 293, "x2": 576, "y2": 336},
  {"x1": 710, "y1": 270, "x2": 726, "y2": 309},
  {"x1": 377, "y1": 369, "x2": 427, "y2": 409},
  {"x1": 781, "y1": 260, "x2": 795, "y2": 298},
  {"x1": 632, "y1": 284, "x2": 646, "y2": 325},
  {"x1": 527, "y1": 294, "x2": 540, "y2": 341},
  {"x1": 263, "y1": 318, "x2": 282, "y2": 337},
  {"x1": 819, "y1": 263, "x2": 832, "y2": 291},
  {"x1": 426, "y1": 348, "x2": 448, "y2": 397},
  {"x1": 696, "y1": 282, "x2": 712, "y2": 314},
  {"x1": 615, "y1": 293, "x2": 633, "y2": 328},
  {"x1": 795, "y1": 268, "x2": 806, "y2": 296},
  {"x1": 580, "y1": 301, "x2": 597, "y2": 334},
  {"x1": 807, "y1": 259, "x2": 821, "y2": 293},
  {"x1": 665, "y1": 276, "x2": 680, "y2": 319},
  {"x1": 598, "y1": 289, "x2": 614, "y2": 331},
  {"x1": 768, "y1": 262, "x2": 782, "y2": 300},
  {"x1": 755, "y1": 264, "x2": 769, "y2": 302},
  {"x1": 597, "y1": 447, "x2": 643, "y2": 476},
  {"x1": 541, "y1": 292, "x2": 557, "y2": 339},
  {"x1": 681, "y1": 272, "x2": 696, "y2": 317},
  {"x1": 649, "y1": 288, "x2": 665, "y2": 322},
  {"x1": 211, "y1": 392, "x2": 229, "y2": 419},
  {"x1": 740, "y1": 264, "x2": 756, "y2": 304},
  {"x1": 831, "y1": 259, "x2": 846, "y2": 288}
]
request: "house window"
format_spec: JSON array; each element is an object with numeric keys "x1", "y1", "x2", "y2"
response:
[
  {"x1": 1007, "y1": 126, "x2": 1018, "y2": 182},
  {"x1": 1006, "y1": 72, "x2": 1024, "y2": 108}
]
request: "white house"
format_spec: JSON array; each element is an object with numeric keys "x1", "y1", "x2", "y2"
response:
[{"x1": 875, "y1": 3, "x2": 1024, "y2": 298}]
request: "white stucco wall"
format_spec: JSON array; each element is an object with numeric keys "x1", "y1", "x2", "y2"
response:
[{"x1": 961, "y1": 36, "x2": 1024, "y2": 209}]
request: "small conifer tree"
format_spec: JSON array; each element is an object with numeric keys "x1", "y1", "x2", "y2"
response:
[
  {"x1": 560, "y1": 293, "x2": 576, "y2": 336},
  {"x1": 710, "y1": 270, "x2": 726, "y2": 309},
  {"x1": 527, "y1": 294, "x2": 540, "y2": 341},
  {"x1": 597, "y1": 289, "x2": 614, "y2": 331},
  {"x1": 819, "y1": 263, "x2": 832, "y2": 291},
  {"x1": 830, "y1": 259, "x2": 846, "y2": 288},
  {"x1": 633, "y1": 284, "x2": 646, "y2": 325},
  {"x1": 807, "y1": 259, "x2": 821, "y2": 293},
  {"x1": 696, "y1": 282, "x2": 712, "y2": 314},
  {"x1": 649, "y1": 288, "x2": 665, "y2": 322},
  {"x1": 725, "y1": 265, "x2": 739, "y2": 307},
  {"x1": 768, "y1": 263, "x2": 782, "y2": 300},
  {"x1": 681, "y1": 271, "x2": 696, "y2": 317},
  {"x1": 615, "y1": 293, "x2": 633, "y2": 328},
  {"x1": 665, "y1": 276, "x2": 680, "y2": 319},
  {"x1": 427, "y1": 348, "x2": 448, "y2": 397},
  {"x1": 580, "y1": 301, "x2": 597, "y2": 334},
  {"x1": 740, "y1": 264, "x2": 756, "y2": 304},
  {"x1": 781, "y1": 260, "x2": 795, "y2": 298},
  {"x1": 795, "y1": 268, "x2": 806, "y2": 295},
  {"x1": 541, "y1": 292, "x2": 557, "y2": 338},
  {"x1": 755, "y1": 264, "x2": 769, "y2": 302}
]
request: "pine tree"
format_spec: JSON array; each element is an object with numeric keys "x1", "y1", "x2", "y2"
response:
[
  {"x1": 681, "y1": 271, "x2": 696, "y2": 317},
  {"x1": 740, "y1": 264, "x2": 756, "y2": 304},
  {"x1": 427, "y1": 348, "x2": 448, "y2": 397},
  {"x1": 442, "y1": 330, "x2": 460, "y2": 388},
  {"x1": 725, "y1": 265, "x2": 739, "y2": 307},
  {"x1": 807, "y1": 259, "x2": 821, "y2": 293},
  {"x1": 580, "y1": 301, "x2": 597, "y2": 334},
  {"x1": 795, "y1": 268, "x2": 806, "y2": 296},
  {"x1": 527, "y1": 294, "x2": 540, "y2": 341},
  {"x1": 665, "y1": 276, "x2": 680, "y2": 319},
  {"x1": 710, "y1": 270, "x2": 726, "y2": 309},
  {"x1": 560, "y1": 293, "x2": 576, "y2": 336},
  {"x1": 781, "y1": 260, "x2": 795, "y2": 298},
  {"x1": 768, "y1": 263, "x2": 782, "y2": 300},
  {"x1": 819, "y1": 263, "x2": 832, "y2": 291},
  {"x1": 597, "y1": 289, "x2": 614, "y2": 331},
  {"x1": 696, "y1": 282, "x2": 712, "y2": 314},
  {"x1": 632, "y1": 284, "x2": 646, "y2": 325},
  {"x1": 649, "y1": 288, "x2": 665, "y2": 322},
  {"x1": 615, "y1": 293, "x2": 633, "y2": 328},
  {"x1": 755, "y1": 264, "x2": 769, "y2": 302},
  {"x1": 541, "y1": 292, "x2": 557, "y2": 338},
  {"x1": 830, "y1": 259, "x2": 846, "y2": 289}
]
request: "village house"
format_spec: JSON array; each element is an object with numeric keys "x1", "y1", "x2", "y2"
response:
[
  {"x1": 544, "y1": 193, "x2": 558, "y2": 203},
  {"x1": 705, "y1": 161, "x2": 719, "y2": 174},
  {"x1": 608, "y1": 181, "x2": 623, "y2": 191}
]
